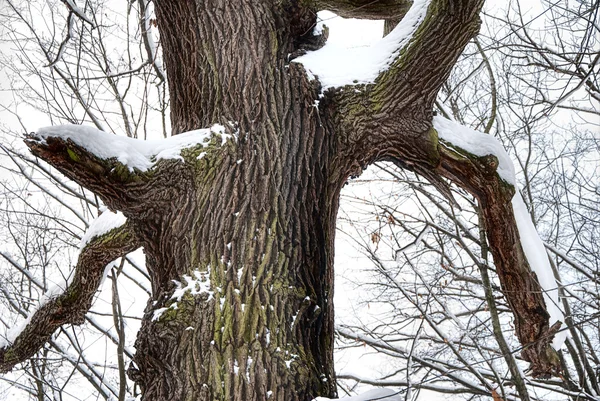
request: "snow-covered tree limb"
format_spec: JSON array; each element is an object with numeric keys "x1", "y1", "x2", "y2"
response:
[
  {"x1": 24, "y1": 124, "x2": 231, "y2": 213},
  {"x1": 295, "y1": 0, "x2": 563, "y2": 378},
  {"x1": 24, "y1": 131, "x2": 153, "y2": 212},
  {"x1": 0, "y1": 219, "x2": 139, "y2": 373},
  {"x1": 432, "y1": 118, "x2": 564, "y2": 378},
  {"x1": 298, "y1": 0, "x2": 486, "y2": 178}
]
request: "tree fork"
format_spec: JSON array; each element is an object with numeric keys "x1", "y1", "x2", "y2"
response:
[{"x1": 1, "y1": 0, "x2": 563, "y2": 399}]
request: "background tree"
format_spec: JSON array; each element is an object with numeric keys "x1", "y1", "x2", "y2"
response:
[{"x1": 0, "y1": 0, "x2": 593, "y2": 400}]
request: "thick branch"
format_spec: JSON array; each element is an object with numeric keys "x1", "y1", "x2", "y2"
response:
[
  {"x1": 24, "y1": 127, "x2": 205, "y2": 214},
  {"x1": 25, "y1": 134, "x2": 151, "y2": 211},
  {"x1": 433, "y1": 140, "x2": 562, "y2": 378},
  {"x1": 343, "y1": 115, "x2": 562, "y2": 377},
  {"x1": 0, "y1": 221, "x2": 139, "y2": 373},
  {"x1": 325, "y1": 0, "x2": 485, "y2": 175},
  {"x1": 317, "y1": 0, "x2": 560, "y2": 376},
  {"x1": 315, "y1": 0, "x2": 412, "y2": 19},
  {"x1": 374, "y1": 0, "x2": 484, "y2": 108}
]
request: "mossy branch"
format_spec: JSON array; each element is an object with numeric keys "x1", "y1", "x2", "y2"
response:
[
  {"x1": 25, "y1": 134, "x2": 153, "y2": 211},
  {"x1": 325, "y1": 0, "x2": 485, "y2": 174},
  {"x1": 373, "y1": 0, "x2": 484, "y2": 110},
  {"x1": 0, "y1": 221, "x2": 140, "y2": 373}
]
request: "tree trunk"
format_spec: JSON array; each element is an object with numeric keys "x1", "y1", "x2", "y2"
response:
[
  {"x1": 126, "y1": 2, "x2": 344, "y2": 399},
  {"x1": 125, "y1": 68, "x2": 344, "y2": 401},
  {"x1": 128, "y1": 115, "x2": 342, "y2": 400}
]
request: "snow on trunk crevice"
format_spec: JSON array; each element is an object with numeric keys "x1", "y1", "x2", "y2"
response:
[
  {"x1": 35, "y1": 123, "x2": 231, "y2": 172},
  {"x1": 433, "y1": 116, "x2": 566, "y2": 349},
  {"x1": 293, "y1": 0, "x2": 432, "y2": 90},
  {"x1": 152, "y1": 270, "x2": 214, "y2": 321}
]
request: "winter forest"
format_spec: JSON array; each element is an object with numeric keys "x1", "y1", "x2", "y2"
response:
[{"x1": 0, "y1": 0, "x2": 598, "y2": 400}]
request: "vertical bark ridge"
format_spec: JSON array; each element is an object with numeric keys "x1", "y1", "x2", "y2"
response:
[{"x1": 155, "y1": 0, "x2": 314, "y2": 134}]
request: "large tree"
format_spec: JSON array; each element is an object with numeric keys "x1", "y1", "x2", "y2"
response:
[{"x1": 0, "y1": 0, "x2": 565, "y2": 400}]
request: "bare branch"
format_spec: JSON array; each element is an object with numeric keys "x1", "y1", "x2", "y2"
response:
[
  {"x1": 60, "y1": 0, "x2": 94, "y2": 27},
  {"x1": 138, "y1": 0, "x2": 166, "y2": 83},
  {"x1": 46, "y1": 12, "x2": 75, "y2": 68}
]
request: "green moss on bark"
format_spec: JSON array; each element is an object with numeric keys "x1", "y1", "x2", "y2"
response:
[{"x1": 67, "y1": 148, "x2": 80, "y2": 162}]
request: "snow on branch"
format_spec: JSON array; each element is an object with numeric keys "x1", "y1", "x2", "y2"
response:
[
  {"x1": 512, "y1": 193, "x2": 567, "y2": 348},
  {"x1": 434, "y1": 116, "x2": 515, "y2": 185},
  {"x1": 33, "y1": 124, "x2": 230, "y2": 172},
  {"x1": 0, "y1": 219, "x2": 139, "y2": 373},
  {"x1": 46, "y1": 12, "x2": 75, "y2": 68},
  {"x1": 61, "y1": 0, "x2": 94, "y2": 26},
  {"x1": 80, "y1": 209, "x2": 127, "y2": 248},
  {"x1": 294, "y1": 0, "x2": 431, "y2": 90},
  {"x1": 25, "y1": 124, "x2": 235, "y2": 211},
  {"x1": 138, "y1": 0, "x2": 166, "y2": 82},
  {"x1": 433, "y1": 116, "x2": 566, "y2": 349}
]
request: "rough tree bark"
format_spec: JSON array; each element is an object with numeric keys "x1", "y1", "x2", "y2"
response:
[{"x1": 0, "y1": 0, "x2": 562, "y2": 400}]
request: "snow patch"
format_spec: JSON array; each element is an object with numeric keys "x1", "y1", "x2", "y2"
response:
[
  {"x1": 171, "y1": 270, "x2": 213, "y2": 302},
  {"x1": 246, "y1": 356, "x2": 253, "y2": 381},
  {"x1": 433, "y1": 116, "x2": 515, "y2": 185},
  {"x1": 294, "y1": 0, "x2": 431, "y2": 89},
  {"x1": 80, "y1": 210, "x2": 127, "y2": 248},
  {"x1": 151, "y1": 307, "x2": 169, "y2": 321},
  {"x1": 35, "y1": 123, "x2": 231, "y2": 172},
  {"x1": 152, "y1": 270, "x2": 213, "y2": 321}
]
